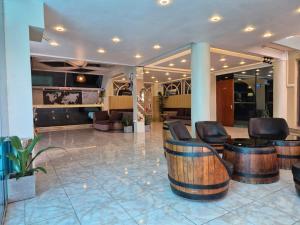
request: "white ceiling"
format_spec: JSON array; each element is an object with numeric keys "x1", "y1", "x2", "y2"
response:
[{"x1": 31, "y1": 0, "x2": 300, "y2": 66}]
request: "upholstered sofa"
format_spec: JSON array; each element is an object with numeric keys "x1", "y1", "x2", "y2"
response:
[
  {"x1": 163, "y1": 108, "x2": 191, "y2": 125},
  {"x1": 93, "y1": 111, "x2": 123, "y2": 131}
]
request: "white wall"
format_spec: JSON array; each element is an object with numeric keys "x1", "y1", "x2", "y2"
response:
[{"x1": 4, "y1": 0, "x2": 44, "y2": 138}]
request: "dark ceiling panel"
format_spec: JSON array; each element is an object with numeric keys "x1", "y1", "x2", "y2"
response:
[{"x1": 40, "y1": 61, "x2": 74, "y2": 67}]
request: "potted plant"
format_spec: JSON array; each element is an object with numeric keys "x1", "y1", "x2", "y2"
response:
[
  {"x1": 122, "y1": 116, "x2": 133, "y2": 133},
  {"x1": 6, "y1": 135, "x2": 56, "y2": 203},
  {"x1": 145, "y1": 115, "x2": 152, "y2": 132},
  {"x1": 158, "y1": 91, "x2": 169, "y2": 122}
]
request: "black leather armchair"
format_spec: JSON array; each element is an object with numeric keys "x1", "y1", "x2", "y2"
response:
[
  {"x1": 195, "y1": 121, "x2": 230, "y2": 153},
  {"x1": 248, "y1": 118, "x2": 289, "y2": 140}
]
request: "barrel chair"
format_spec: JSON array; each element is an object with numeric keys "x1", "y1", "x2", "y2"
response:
[
  {"x1": 195, "y1": 121, "x2": 230, "y2": 153},
  {"x1": 163, "y1": 120, "x2": 232, "y2": 200},
  {"x1": 292, "y1": 162, "x2": 300, "y2": 196},
  {"x1": 249, "y1": 118, "x2": 300, "y2": 169}
]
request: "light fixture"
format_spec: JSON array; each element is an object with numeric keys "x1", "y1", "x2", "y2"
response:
[
  {"x1": 165, "y1": 72, "x2": 170, "y2": 76},
  {"x1": 153, "y1": 44, "x2": 161, "y2": 49},
  {"x1": 296, "y1": 7, "x2": 300, "y2": 13},
  {"x1": 54, "y1": 25, "x2": 65, "y2": 32},
  {"x1": 112, "y1": 36, "x2": 121, "y2": 43},
  {"x1": 240, "y1": 60, "x2": 246, "y2": 65},
  {"x1": 151, "y1": 76, "x2": 155, "y2": 79},
  {"x1": 243, "y1": 25, "x2": 255, "y2": 32},
  {"x1": 269, "y1": 70, "x2": 273, "y2": 74},
  {"x1": 220, "y1": 57, "x2": 226, "y2": 62},
  {"x1": 135, "y1": 54, "x2": 142, "y2": 59},
  {"x1": 169, "y1": 63, "x2": 174, "y2": 67},
  {"x1": 238, "y1": 78, "x2": 242, "y2": 81},
  {"x1": 155, "y1": 80, "x2": 159, "y2": 83},
  {"x1": 267, "y1": 74, "x2": 272, "y2": 77},
  {"x1": 223, "y1": 65, "x2": 229, "y2": 68},
  {"x1": 181, "y1": 59, "x2": 187, "y2": 63},
  {"x1": 210, "y1": 68, "x2": 215, "y2": 71},
  {"x1": 182, "y1": 74, "x2": 187, "y2": 77},
  {"x1": 263, "y1": 32, "x2": 273, "y2": 38},
  {"x1": 242, "y1": 71, "x2": 246, "y2": 74},
  {"x1": 145, "y1": 71, "x2": 150, "y2": 74},
  {"x1": 157, "y1": 0, "x2": 172, "y2": 6},
  {"x1": 209, "y1": 15, "x2": 222, "y2": 23},
  {"x1": 256, "y1": 69, "x2": 260, "y2": 72},
  {"x1": 97, "y1": 48, "x2": 106, "y2": 53},
  {"x1": 248, "y1": 86, "x2": 252, "y2": 89},
  {"x1": 168, "y1": 77, "x2": 171, "y2": 80},
  {"x1": 76, "y1": 74, "x2": 86, "y2": 83},
  {"x1": 49, "y1": 40, "x2": 59, "y2": 46},
  {"x1": 122, "y1": 78, "x2": 126, "y2": 81}
]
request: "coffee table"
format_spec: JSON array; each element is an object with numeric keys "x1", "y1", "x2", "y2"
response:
[{"x1": 224, "y1": 138, "x2": 279, "y2": 184}]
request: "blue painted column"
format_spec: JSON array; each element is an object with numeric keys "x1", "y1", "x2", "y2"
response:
[{"x1": 191, "y1": 43, "x2": 211, "y2": 135}]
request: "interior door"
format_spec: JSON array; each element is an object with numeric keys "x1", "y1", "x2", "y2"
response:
[{"x1": 217, "y1": 78, "x2": 234, "y2": 126}]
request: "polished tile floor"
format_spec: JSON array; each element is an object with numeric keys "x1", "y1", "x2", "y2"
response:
[{"x1": 5, "y1": 123, "x2": 300, "y2": 225}]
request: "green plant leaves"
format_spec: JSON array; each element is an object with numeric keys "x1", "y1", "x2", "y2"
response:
[{"x1": 9, "y1": 136, "x2": 23, "y2": 150}]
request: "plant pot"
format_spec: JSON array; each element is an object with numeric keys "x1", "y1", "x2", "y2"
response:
[
  {"x1": 8, "y1": 174, "x2": 35, "y2": 203},
  {"x1": 124, "y1": 126, "x2": 133, "y2": 133},
  {"x1": 145, "y1": 124, "x2": 151, "y2": 132}
]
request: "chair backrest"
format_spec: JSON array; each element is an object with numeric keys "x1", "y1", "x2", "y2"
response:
[
  {"x1": 168, "y1": 120, "x2": 192, "y2": 141},
  {"x1": 248, "y1": 118, "x2": 289, "y2": 140},
  {"x1": 195, "y1": 121, "x2": 228, "y2": 138},
  {"x1": 94, "y1": 111, "x2": 109, "y2": 121}
]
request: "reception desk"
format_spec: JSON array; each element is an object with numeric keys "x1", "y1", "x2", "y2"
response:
[{"x1": 33, "y1": 104, "x2": 101, "y2": 127}]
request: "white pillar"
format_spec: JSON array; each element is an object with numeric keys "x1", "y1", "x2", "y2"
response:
[
  {"x1": 131, "y1": 67, "x2": 145, "y2": 133},
  {"x1": 210, "y1": 73, "x2": 217, "y2": 121},
  {"x1": 191, "y1": 42, "x2": 211, "y2": 135},
  {"x1": 4, "y1": 0, "x2": 44, "y2": 138},
  {"x1": 273, "y1": 59, "x2": 288, "y2": 120}
]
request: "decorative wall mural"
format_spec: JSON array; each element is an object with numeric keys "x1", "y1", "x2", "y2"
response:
[{"x1": 43, "y1": 90, "x2": 82, "y2": 104}]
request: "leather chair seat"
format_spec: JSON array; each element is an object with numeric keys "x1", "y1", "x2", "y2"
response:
[{"x1": 202, "y1": 135, "x2": 229, "y2": 144}]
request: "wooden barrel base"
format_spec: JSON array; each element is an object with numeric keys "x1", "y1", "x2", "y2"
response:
[
  {"x1": 170, "y1": 185, "x2": 228, "y2": 201},
  {"x1": 275, "y1": 145, "x2": 300, "y2": 170},
  {"x1": 233, "y1": 172, "x2": 279, "y2": 184}
]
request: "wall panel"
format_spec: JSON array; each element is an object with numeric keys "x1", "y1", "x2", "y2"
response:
[{"x1": 109, "y1": 96, "x2": 133, "y2": 109}]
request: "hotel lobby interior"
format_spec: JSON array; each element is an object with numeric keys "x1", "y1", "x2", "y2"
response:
[{"x1": 1, "y1": 0, "x2": 300, "y2": 225}]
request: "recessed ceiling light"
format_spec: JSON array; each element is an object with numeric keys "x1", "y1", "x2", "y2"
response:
[
  {"x1": 238, "y1": 78, "x2": 242, "y2": 81},
  {"x1": 112, "y1": 36, "x2": 121, "y2": 43},
  {"x1": 49, "y1": 41, "x2": 59, "y2": 46},
  {"x1": 169, "y1": 63, "x2": 174, "y2": 67},
  {"x1": 168, "y1": 77, "x2": 171, "y2": 80},
  {"x1": 122, "y1": 78, "x2": 126, "y2": 81},
  {"x1": 256, "y1": 69, "x2": 260, "y2": 72},
  {"x1": 153, "y1": 44, "x2": 161, "y2": 49},
  {"x1": 151, "y1": 76, "x2": 155, "y2": 79},
  {"x1": 242, "y1": 71, "x2": 246, "y2": 74},
  {"x1": 240, "y1": 61, "x2": 246, "y2": 65},
  {"x1": 256, "y1": 72, "x2": 260, "y2": 75},
  {"x1": 97, "y1": 48, "x2": 106, "y2": 53},
  {"x1": 145, "y1": 71, "x2": 150, "y2": 74},
  {"x1": 210, "y1": 68, "x2": 215, "y2": 71},
  {"x1": 248, "y1": 86, "x2": 252, "y2": 89},
  {"x1": 135, "y1": 54, "x2": 142, "y2": 59},
  {"x1": 267, "y1": 74, "x2": 272, "y2": 77},
  {"x1": 157, "y1": 0, "x2": 172, "y2": 6},
  {"x1": 269, "y1": 70, "x2": 273, "y2": 74},
  {"x1": 165, "y1": 72, "x2": 170, "y2": 76},
  {"x1": 263, "y1": 32, "x2": 273, "y2": 38},
  {"x1": 296, "y1": 7, "x2": 300, "y2": 13},
  {"x1": 223, "y1": 65, "x2": 229, "y2": 68},
  {"x1": 54, "y1": 25, "x2": 65, "y2": 32},
  {"x1": 155, "y1": 80, "x2": 159, "y2": 83},
  {"x1": 182, "y1": 74, "x2": 187, "y2": 77},
  {"x1": 243, "y1": 25, "x2": 255, "y2": 32},
  {"x1": 181, "y1": 59, "x2": 187, "y2": 63},
  {"x1": 209, "y1": 15, "x2": 222, "y2": 23},
  {"x1": 220, "y1": 57, "x2": 226, "y2": 62}
]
